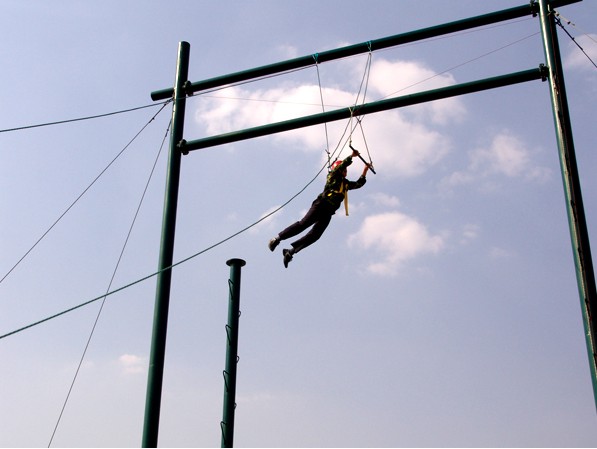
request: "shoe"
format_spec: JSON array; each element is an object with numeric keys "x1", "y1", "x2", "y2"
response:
[
  {"x1": 282, "y1": 249, "x2": 293, "y2": 268},
  {"x1": 268, "y1": 237, "x2": 280, "y2": 252}
]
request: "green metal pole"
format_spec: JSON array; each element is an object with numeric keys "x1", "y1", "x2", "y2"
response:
[
  {"x1": 181, "y1": 67, "x2": 546, "y2": 152},
  {"x1": 538, "y1": 0, "x2": 597, "y2": 410},
  {"x1": 221, "y1": 259, "x2": 246, "y2": 448},
  {"x1": 150, "y1": 0, "x2": 579, "y2": 102},
  {"x1": 142, "y1": 41, "x2": 190, "y2": 447}
]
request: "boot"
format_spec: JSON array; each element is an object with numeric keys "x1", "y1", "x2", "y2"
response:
[
  {"x1": 268, "y1": 236, "x2": 280, "y2": 252},
  {"x1": 282, "y1": 248, "x2": 294, "y2": 268}
]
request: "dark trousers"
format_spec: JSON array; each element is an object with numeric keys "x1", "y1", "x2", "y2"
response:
[{"x1": 278, "y1": 198, "x2": 334, "y2": 253}]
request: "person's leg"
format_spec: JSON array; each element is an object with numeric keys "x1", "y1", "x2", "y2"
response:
[
  {"x1": 269, "y1": 199, "x2": 322, "y2": 251},
  {"x1": 290, "y1": 212, "x2": 332, "y2": 253},
  {"x1": 282, "y1": 212, "x2": 333, "y2": 268}
]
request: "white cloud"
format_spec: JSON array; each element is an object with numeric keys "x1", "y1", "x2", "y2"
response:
[
  {"x1": 443, "y1": 131, "x2": 551, "y2": 189},
  {"x1": 195, "y1": 84, "x2": 353, "y2": 151},
  {"x1": 119, "y1": 354, "x2": 146, "y2": 375},
  {"x1": 276, "y1": 44, "x2": 300, "y2": 59},
  {"x1": 369, "y1": 59, "x2": 453, "y2": 95},
  {"x1": 460, "y1": 223, "x2": 480, "y2": 245},
  {"x1": 368, "y1": 59, "x2": 467, "y2": 125},
  {"x1": 565, "y1": 34, "x2": 597, "y2": 71},
  {"x1": 471, "y1": 132, "x2": 530, "y2": 177},
  {"x1": 249, "y1": 205, "x2": 283, "y2": 235},
  {"x1": 193, "y1": 57, "x2": 461, "y2": 178},
  {"x1": 489, "y1": 246, "x2": 514, "y2": 259},
  {"x1": 348, "y1": 212, "x2": 444, "y2": 276},
  {"x1": 368, "y1": 192, "x2": 401, "y2": 208},
  {"x1": 443, "y1": 170, "x2": 475, "y2": 187},
  {"x1": 354, "y1": 111, "x2": 451, "y2": 178}
]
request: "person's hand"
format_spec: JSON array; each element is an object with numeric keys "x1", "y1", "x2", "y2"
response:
[{"x1": 351, "y1": 148, "x2": 360, "y2": 158}]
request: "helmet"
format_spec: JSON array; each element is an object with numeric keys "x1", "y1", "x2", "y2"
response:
[{"x1": 331, "y1": 160, "x2": 343, "y2": 171}]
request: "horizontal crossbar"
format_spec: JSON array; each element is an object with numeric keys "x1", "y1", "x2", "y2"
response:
[{"x1": 180, "y1": 66, "x2": 547, "y2": 153}]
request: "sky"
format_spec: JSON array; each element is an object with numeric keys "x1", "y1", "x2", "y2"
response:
[{"x1": 1, "y1": 0, "x2": 597, "y2": 447}]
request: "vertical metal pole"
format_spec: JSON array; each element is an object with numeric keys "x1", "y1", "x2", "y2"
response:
[
  {"x1": 538, "y1": 0, "x2": 597, "y2": 409},
  {"x1": 221, "y1": 258, "x2": 246, "y2": 448},
  {"x1": 142, "y1": 41, "x2": 190, "y2": 447}
]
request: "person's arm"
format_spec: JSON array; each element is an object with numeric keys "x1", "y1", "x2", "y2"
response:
[
  {"x1": 347, "y1": 172, "x2": 367, "y2": 190},
  {"x1": 345, "y1": 149, "x2": 368, "y2": 190}
]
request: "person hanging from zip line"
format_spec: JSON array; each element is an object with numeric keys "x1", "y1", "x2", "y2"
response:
[{"x1": 268, "y1": 148, "x2": 371, "y2": 267}]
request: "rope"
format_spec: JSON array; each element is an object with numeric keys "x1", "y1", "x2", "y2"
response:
[
  {"x1": 313, "y1": 54, "x2": 332, "y2": 170},
  {"x1": 348, "y1": 51, "x2": 374, "y2": 166},
  {"x1": 47, "y1": 118, "x2": 172, "y2": 448},
  {"x1": 356, "y1": 117, "x2": 373, "y2": 166},
  {"x1": 0, "y1": 100, "x2": 172, "y2": 286},
  {"x1": 354, "y1": 51, "x2": 372, "y2": 108},
  {"x1": 321, "y1": 50, "x2": 375, "y2": 173}
]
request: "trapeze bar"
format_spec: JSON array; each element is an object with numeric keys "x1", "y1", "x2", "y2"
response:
[
  {"x1": 150, "y1": 0, "x2": 579, "y2": 102},
  {"x1": 180, "y1": 66, "x2": 547, "y2": 153}
]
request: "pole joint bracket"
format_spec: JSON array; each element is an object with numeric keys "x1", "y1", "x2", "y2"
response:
[
  {"x1": 530, "y1": 0, "x2": 538, "y2": 17},
  {"x1": 178, "y1": 139, "x2": 188, "y2": 155},
  {"x1": 539, "y1": 63, "x2": 549, "y2": 81}
]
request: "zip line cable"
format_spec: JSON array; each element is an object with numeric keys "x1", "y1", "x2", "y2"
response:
[
  {"x1": 0, "y1": 100, "x2": 172, "y2": 286},
  {"x1": 0, "y1": 101, "x2": 170, "y2": 134},
  {"x1": 0, "y1": 156, "x2": 331, "y2": 341},
  {"x1": 48, "y1": 119, "x2": 172, "y2": 448},
  {"x1": 1, "y1": 104, "x2": 367, "y2": 342}
]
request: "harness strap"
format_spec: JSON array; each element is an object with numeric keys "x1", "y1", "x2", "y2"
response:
[{"x1": 339, "y1": 181, "x2": 349, "y2": 216}]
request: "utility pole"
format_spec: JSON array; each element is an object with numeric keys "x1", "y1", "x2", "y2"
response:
[
  {"x1": 143, "y1": 41, "x2": 190, "y2": 447},
  {"x1": 538, "y1": 0, "x2": 597, "y2": 407}
]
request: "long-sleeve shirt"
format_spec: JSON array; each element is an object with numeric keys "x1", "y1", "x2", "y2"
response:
[{"x1": 318, "y1": 155, "x2": 367, "y2": 211}]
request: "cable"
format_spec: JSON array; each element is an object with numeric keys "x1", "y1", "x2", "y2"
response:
[
  {"x1": 200, "y1": 93, "x2": 343, "y2": 109},
  {"x1": 0, "y1": 158, "x2": 327, "y2": 341},
  {"x1": 554, "y1": 11, "x2": 597, "y2": 45},
  {"x1": 555, "y1": 12, "x2": 597, "y2": 70},
  {"x1": 0, "y1": 101, "x2": 170, "y2": 134},
  {"x1": 0, "y1": 100, "x2": 171, "y2": 286},
  {"x1": 47, "y1": 119, "x2": 172, "y2": 448},
  {"x1": 378, "y1": 31, "x2": 541, "y2": 101},
  {"x1": 188, "y1": 65, "x2": 312, "y2": 100}
]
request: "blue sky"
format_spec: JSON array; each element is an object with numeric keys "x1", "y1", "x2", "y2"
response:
[{"x1": 1, "y1": 0, "x2": 597, "y2": 447}]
